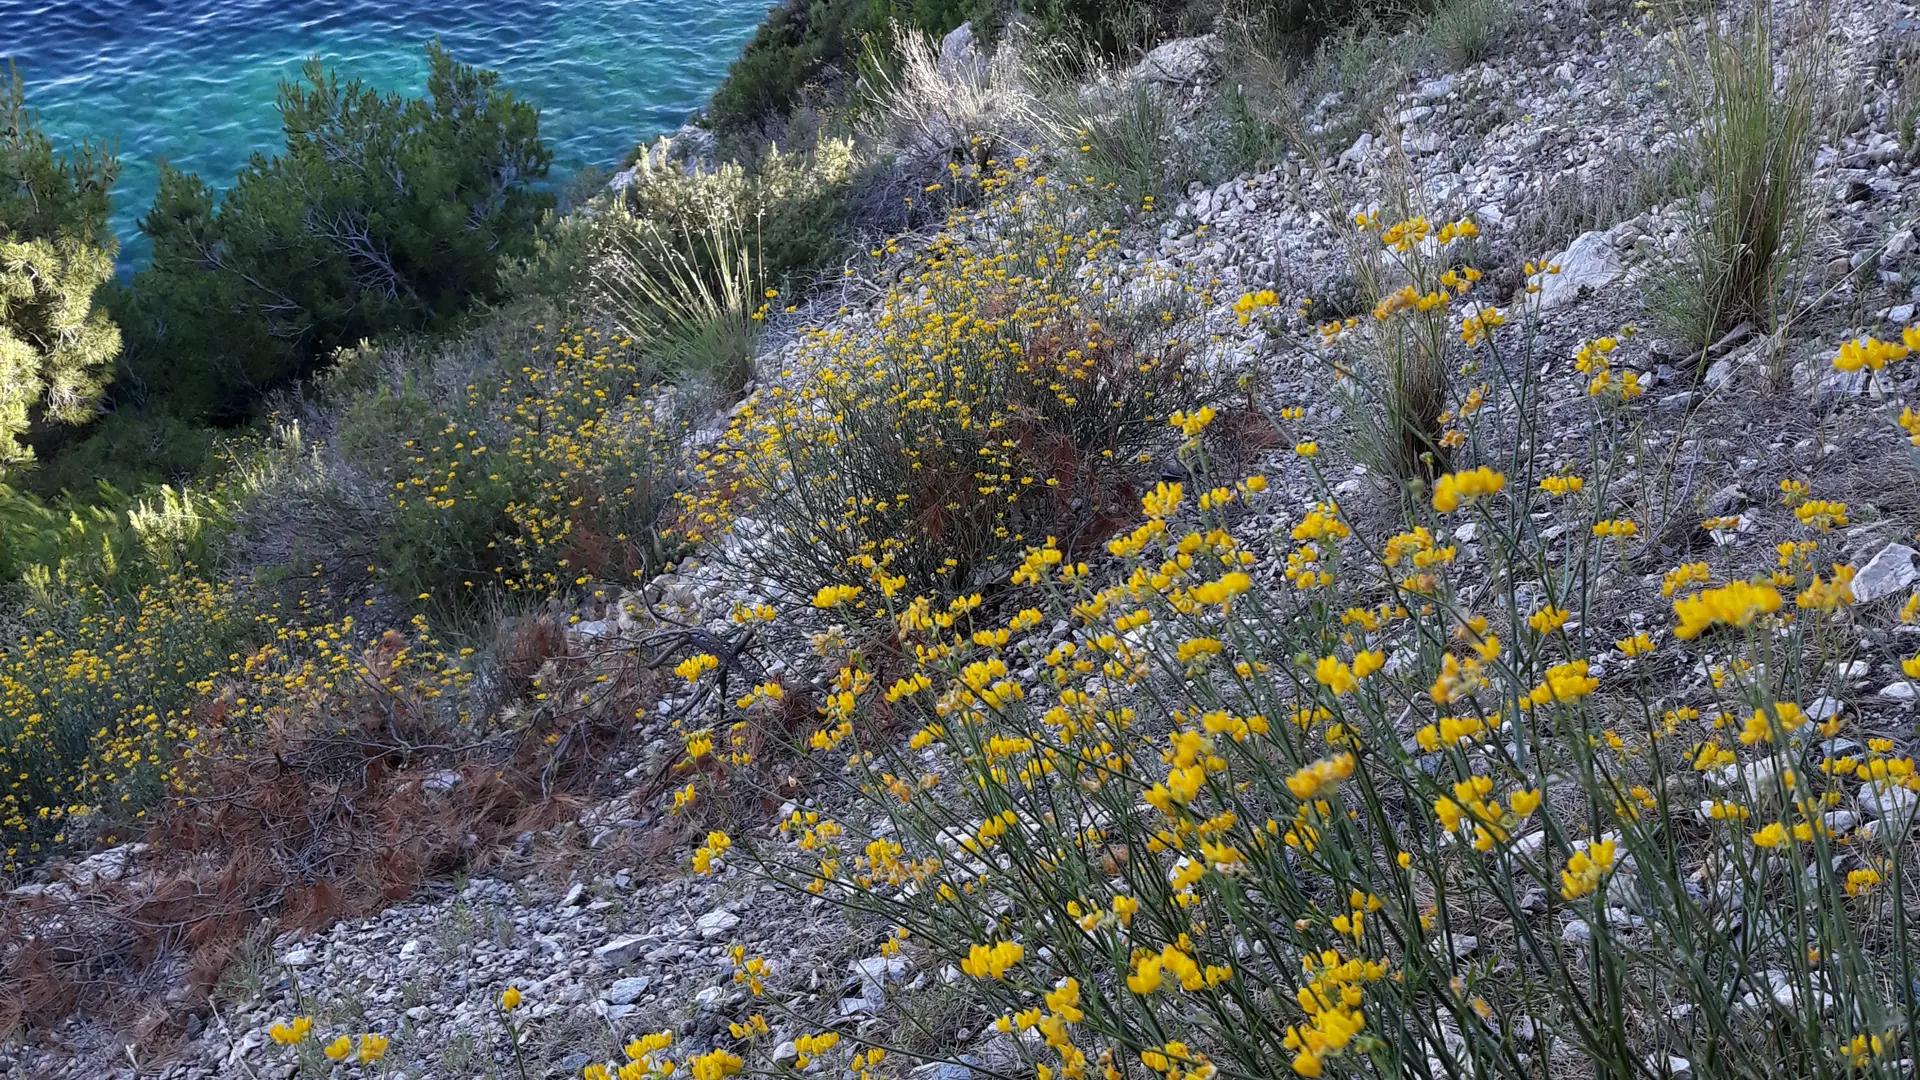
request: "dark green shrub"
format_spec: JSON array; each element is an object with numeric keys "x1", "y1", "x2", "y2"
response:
[
  {"x1": 23, "y1": 409, "x2": 222, "y2": 498},
  {"x1": 1425, "y1": 0, "x2": 1513, "y2": 67},
  {"x1": 708, "y1": 0, "x2": 884, "y2": 134},
  {"x1": 0, "y1": 64, "x2": 115, "y2": 245},
  {"x1": 1237, "y1": 0, "x2": 1422, "y2": 42},
  {"x1": 1021, "y1": 0, "x2": 1173, "y2": 50},
  {"x1": 123, "y1": 43, "x2": 553, "y2": 424},
  {"x1": 707, "y1": 0, "x2": 978, "y2": 135}
]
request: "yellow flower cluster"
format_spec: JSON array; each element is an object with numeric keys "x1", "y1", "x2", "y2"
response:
[
  {"x1": 1672, "y1": 580, "x2": 1783, "y2": 640},
  {"x1": 321, "y1": 1033, "x2": 390, "y2": 1064},
  {"x1": 1284, "y1": 948, "x2": 1386, "y2": 1076},
  {"x1": 671, "y1": 160, "x2": 1199, "y2": 602},
  {"x1": 1231, "y1": 289, "x2": 1278, "y2": 327},
  {"x1": 0, "y1": 569, "x2": 471, "y2": 868},
  {"x1": 1831, "y1": 328, "x2": 1920, "y2": 372},
  {"x1": 686, "y1": 345, "x2": 1919, "y2": 1080},
  {"x1": 268, "y1": 1016, "x2": 314, "y2": 1045},
  {"x1": 1520, "y1": 659, "x2": 1599, "y2": 709},
  {"x1": 1431, "y1": 466, "x2": 1504, "y2": 512},
  {"x1": 691, "y1": 829, "x2": 731, "y2": 874},
  {"x1": 960, "y1": 939, "x2": 1025, "y2": 979},
  {"x1": 1559, "y1": 838, "x2": 1617, "y2": 899},
  {"x1": 1574, "y1": 329, "x2": 1644, "y2": 399},
  {"x1": 384, "y1": 324, "x2": 683, "y2": 601}
]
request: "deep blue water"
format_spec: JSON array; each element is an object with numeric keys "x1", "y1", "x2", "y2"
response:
[{"x1": 2, "y1": 0, "x2": 768, "y2": 263}]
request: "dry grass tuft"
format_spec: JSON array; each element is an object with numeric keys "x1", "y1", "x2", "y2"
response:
[{"x1": 1650, "y1": 1, "x2": 1821, "y2": 346}]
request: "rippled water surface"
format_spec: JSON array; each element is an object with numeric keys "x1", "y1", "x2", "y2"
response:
[{"x1": 2, "y1": 0, "x2": 766, "y2": 261}]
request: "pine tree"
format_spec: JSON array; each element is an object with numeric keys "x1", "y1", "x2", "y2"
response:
[
  {"x1": 0, "y1": 62, "x2": 122, "y2": 474},
  {"x1": 126, "y1": 42, "x2": 553, "y2": 422}
]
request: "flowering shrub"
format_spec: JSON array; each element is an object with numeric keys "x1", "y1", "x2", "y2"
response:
[
  {"x1": 0, "y1": 553, "x2": 677, "y2": 1034},
  {"x1": 671, "y1": 219, "x2": 1920, "y2": 1080},
  {"x1": 374, "y1": 323, "x2": 685, "y2": 604},
  {"x1": 0, "y1": 572, "x2": 244, "y2": 869},
  {"x1": 677, "y1": 161, "x2": 1206, "y2": 601},
  {"x1": 0, "y1": 566, "x2": 484, "y2": 872},
  {"x1": 1318, "y1": 211, "x2": 1493, "y2": 484},
  {"x1": 267, "y1": 1013, "x2": 389, "y2": 1070},
  {"x1": 0, "y1": 317, "x2": 677, "y2": 871}
]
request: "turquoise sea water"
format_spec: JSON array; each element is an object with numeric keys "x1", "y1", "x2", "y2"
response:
[{"x1": 2, "y1": 0, "x2": 768, "y2": 263}]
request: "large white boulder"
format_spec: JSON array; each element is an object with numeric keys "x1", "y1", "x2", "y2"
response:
[
  {"x1": 937, "y1": 21, "x2": 981, "y2": 78},
  {"x1": 1851, "y1": 543, "x2": 1919, "y2": 603},
  {"x1": 1536, "y1": 231, "x2": 1624, "y2": 310},
  {"x1": 1136, "y1": 35, "x2": 1220, "y2": 86}
]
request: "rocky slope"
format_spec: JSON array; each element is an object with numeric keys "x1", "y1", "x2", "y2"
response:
[{"x1": 13, "y1": 0, "x2": 1920, "y2": 1074}]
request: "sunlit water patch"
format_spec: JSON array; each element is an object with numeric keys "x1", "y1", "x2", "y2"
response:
[{"x1": 2, "y1": 0, "x2": 765, "y2": 262}]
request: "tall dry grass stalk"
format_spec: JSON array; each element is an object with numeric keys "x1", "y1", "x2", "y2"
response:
[
  {"x1": 1652, "y1": 0, "x2": 1819, "y2": 347},
  {"x1": 864, "y1": 24, "x2": 1053, "y2": 168},
  {"x1": 593, "y1": 203, "x2": 767, "y2": 391}
]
